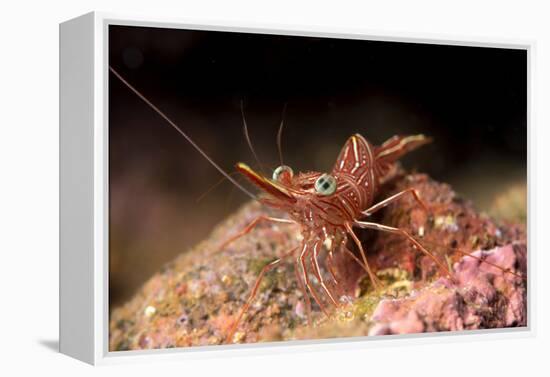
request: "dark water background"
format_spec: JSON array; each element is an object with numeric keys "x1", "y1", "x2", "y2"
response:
[{"x1": 109, "y1": 25, "x2": 527, "y2": 308}]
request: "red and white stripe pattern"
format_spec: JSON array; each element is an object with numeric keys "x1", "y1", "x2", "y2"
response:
[{"x1": 332, "y1": 134, "x2": 377, "y2": 213}]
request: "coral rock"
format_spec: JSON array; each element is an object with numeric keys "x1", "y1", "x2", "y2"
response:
[
  {"x1": 369, "y1": 243, "x2": 527, "y2": 335},
  {"x1": 109, "y1": 173, "x2": 527, "y2": 351}
]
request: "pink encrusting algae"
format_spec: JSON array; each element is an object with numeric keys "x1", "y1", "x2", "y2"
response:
[{"x1": 368, "y1": 243, "x2": 526, "y2": 336}]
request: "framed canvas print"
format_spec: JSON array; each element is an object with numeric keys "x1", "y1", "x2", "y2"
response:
[{"x1": 59, "y1": 12, "x2": 531, "y2": 365}]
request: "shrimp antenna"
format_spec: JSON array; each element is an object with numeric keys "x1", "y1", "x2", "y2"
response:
[
  {"x1": 196, "y1": 171, "x2": 242, "y2": 203},
  {"x1": 240, "y1": 100, "x2": 266, "y2": 176},
  {"x1": 109, "y1": 66, "x2": 257, "y2": 201},
  {"x1": 276, "y1": 103, "x2": 288, "y2": 166}
]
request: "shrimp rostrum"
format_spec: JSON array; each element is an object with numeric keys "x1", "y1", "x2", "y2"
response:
[{"x1": 221, "y1": 133, "x2": 454, "y2": 342}]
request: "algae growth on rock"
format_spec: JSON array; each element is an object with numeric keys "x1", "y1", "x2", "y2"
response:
[{"x1": 109, "y1": 172, "x2": 527, "y2": 351}]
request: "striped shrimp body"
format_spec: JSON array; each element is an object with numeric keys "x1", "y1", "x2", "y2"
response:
[{"x1": 221, "y1": 134, "x2": 452, "y2": 341}]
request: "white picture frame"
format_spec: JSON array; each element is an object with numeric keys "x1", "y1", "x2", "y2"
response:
[{"x1": 59, "y1": 11, "x2": 534, "y2": 365}]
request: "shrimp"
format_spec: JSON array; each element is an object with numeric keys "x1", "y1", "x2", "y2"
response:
[
  {"x1": 221, "y1": 133, "x2": 453, "y2": 341},
  {"x1": 109, "y1": 66, "x2": 523, "y2": 345}
]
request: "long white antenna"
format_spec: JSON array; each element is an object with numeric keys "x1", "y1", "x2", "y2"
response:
[
  {"x1": 276, "y1": 103, "x2": 288, "y2": 166},
  {"x1": 109, "y1": 66, "x2": 257, "y2": 201},
  {"x1": 240, "y1": 100, "x2": 266, "y2": 176}
]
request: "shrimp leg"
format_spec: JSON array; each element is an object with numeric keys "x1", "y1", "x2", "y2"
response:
[
  {"x1": 310, "y1": 241, "x2": 339, "y2": 307},
  {"x1": 216, "y1": 215, "x2": 295, "y2": 252},
  {"x1": 362, "y1": 188, "x2": 429, "y2": 217},
  {"x1": 226, "y1": 246, "x2": 298, "y2": 343},
  {"x1": 294, "y1": 258, "x2": 313, "y2": 325},
  {"x1": 345, "y1": 222, "x2": 382, "y2": 290},
  {"x1": 299, "y1": 243, "x2": 330, "y2": 317},
  {"x1": 353, "y1": 220, "x2": 453, "y2": 279}
]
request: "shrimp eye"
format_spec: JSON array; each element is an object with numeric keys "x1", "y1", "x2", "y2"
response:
[
  {"x1": 272, "y1": 165, "x2": 294, "y2": 182},
  {"x1": 314, "y1": 174, "x2": 337, "y2": 196}
]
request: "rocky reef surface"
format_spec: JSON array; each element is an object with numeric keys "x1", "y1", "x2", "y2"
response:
[{"x1": 109, "y1": 172, "x2": 527, "y2": 351}]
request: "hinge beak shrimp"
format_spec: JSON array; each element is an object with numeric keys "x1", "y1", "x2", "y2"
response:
[
  {"x1": 109, "y1": 66, "x2": 524, "y2": 346},
  {"x1": 221, "y1": 133, "x2": 450, "y2": 343}
]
